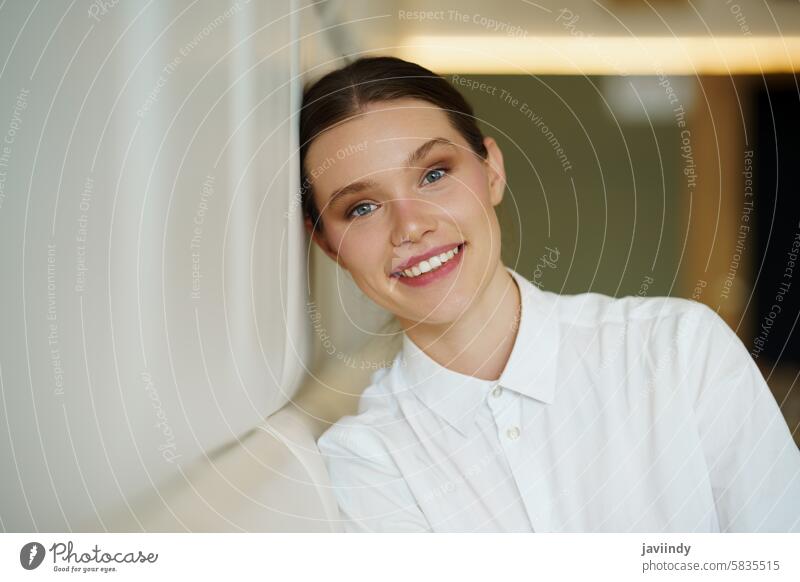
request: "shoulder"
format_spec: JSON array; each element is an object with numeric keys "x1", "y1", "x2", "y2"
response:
[
  {"x1": 316, "y1": 365, "x2": 402, "y2": 459},
  {"x1": 535, "y1": 284, "x2": 709, "y2": 330},
  {"x1": 316, "y1": 412, "x2": 387, "y2": 461},
  {"x1": 315, "y1": 404, "x2": 405, "y2": 496}
]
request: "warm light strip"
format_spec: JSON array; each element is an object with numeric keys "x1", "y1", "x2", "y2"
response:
[{"x1": 393, "y1": 35, "x2": 800, "y2": 75}]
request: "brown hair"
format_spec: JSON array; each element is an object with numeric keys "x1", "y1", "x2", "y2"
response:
[{"x1": 299, "y1": 56, "x2": 488, "y2": 233}]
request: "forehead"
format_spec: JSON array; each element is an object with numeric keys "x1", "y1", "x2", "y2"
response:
[{"x1": 305, "y1": 98, "x2": 464, "y2": 199}]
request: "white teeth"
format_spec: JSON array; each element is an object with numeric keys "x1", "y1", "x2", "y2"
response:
[{"x1": 397, "y1": 244, "x2": 462, "y2": 278}]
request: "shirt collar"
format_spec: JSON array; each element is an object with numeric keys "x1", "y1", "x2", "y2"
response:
[{"x1": 399, "y1": 266, "x2": 560, "y2": 437}]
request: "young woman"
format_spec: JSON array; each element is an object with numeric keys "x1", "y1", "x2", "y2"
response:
[{"x1": 300, "y1": 56, "x2": 800, "y2": 533}]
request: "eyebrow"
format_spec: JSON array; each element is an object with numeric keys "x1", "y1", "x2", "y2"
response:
[{"x1": 325, "y1": 137, "x2": 457, "y2": 209}]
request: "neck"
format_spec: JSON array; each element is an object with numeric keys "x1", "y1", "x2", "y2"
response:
[{"x1": 399, "y1": 262, "x2": 521, "y2": 381}]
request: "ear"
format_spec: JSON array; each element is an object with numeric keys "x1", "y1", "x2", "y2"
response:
[
  {"x1": 483, "y1": 136, "x2": 506, "y2": 207},
  {"x1": 304, "y1": 216, "x2": 344, "y2": 267}
]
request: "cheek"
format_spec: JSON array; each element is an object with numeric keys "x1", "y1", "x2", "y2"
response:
[
  {"x1": 334, "y1": 228, "x2": 383, "y2": 272},
  {"x1": 445, "y1": 179, "x2": 491, "y2": 226},
  {"x1": 452, "y1": 166, "x2": 491, "y2": 207}
]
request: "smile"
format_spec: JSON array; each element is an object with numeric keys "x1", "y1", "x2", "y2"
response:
[
  {"x1": 398, "y1": 243, "x2": 461, "y2": 278},
  {"x1": 391, "y1": 242, "x2": 466, "y2": 287}
]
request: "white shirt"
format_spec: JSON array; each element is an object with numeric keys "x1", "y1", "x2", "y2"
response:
[{"x1": 317, "y1": 266, "x2": 800, "y2": 532}]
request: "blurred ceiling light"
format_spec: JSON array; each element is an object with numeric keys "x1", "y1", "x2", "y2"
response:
[{"x1": 393, "y1": 35, "x2": 800, "y2": 75}]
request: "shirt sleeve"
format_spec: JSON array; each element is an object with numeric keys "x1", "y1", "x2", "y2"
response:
[
  {"x1": 316, "y1": 422, "x2": 432, "y2": 533},
  {"x1": 688, "y1": 303, "x2": 800, "y2": 532}
]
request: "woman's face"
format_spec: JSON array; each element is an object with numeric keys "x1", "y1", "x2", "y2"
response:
[{"x1": 304, "y1": 97, "x2": 506, "y2": 326}]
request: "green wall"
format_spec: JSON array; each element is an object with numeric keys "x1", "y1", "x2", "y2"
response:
[{"x1": 460, "y1": 75, "x2": 683, "y2": 298}]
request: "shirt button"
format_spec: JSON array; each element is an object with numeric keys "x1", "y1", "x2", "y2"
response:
[
  {"x1": 491, "y1": 386, "x2": 503, "y2": 398},
  {"x1": 506, "y1": 426, "x2": 520, "y2": 440}
]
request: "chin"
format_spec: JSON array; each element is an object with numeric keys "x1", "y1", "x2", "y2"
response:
[{"x1": 405, "y1": 295, "x2": 472, "y2": 326}]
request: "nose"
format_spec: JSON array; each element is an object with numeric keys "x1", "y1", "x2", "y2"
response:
[{"x1": 389, "y1": 196, "x2": 437, "y2": 247}]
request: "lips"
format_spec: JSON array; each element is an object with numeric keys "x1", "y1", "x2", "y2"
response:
[
  {"x1": 390, "y1": 241, "x2": 466, "y2": 276},
  {"x1": 392, "y1": 242, "x2": 466, "y2": 287}
]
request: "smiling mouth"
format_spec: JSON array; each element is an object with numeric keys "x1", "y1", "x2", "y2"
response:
[{"x1": 391, "y1": 242, "x2": 466, "y2": 279}]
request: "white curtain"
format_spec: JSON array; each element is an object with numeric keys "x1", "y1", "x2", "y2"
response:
[{"x1": 0, "y1": 0, "x2": 351, "y2": 532}]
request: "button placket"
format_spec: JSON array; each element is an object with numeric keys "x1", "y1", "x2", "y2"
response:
[{"x1": 489, "y1": 385, "x2": 522, "y2": 445}]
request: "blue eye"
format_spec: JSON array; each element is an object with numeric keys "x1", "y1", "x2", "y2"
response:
[
  {"x1": 347, "y1": 202, "x2": 377, "y2": 219},
  {"x1": 422, "y1": 167, "x2": 447, "y2": 185}
]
